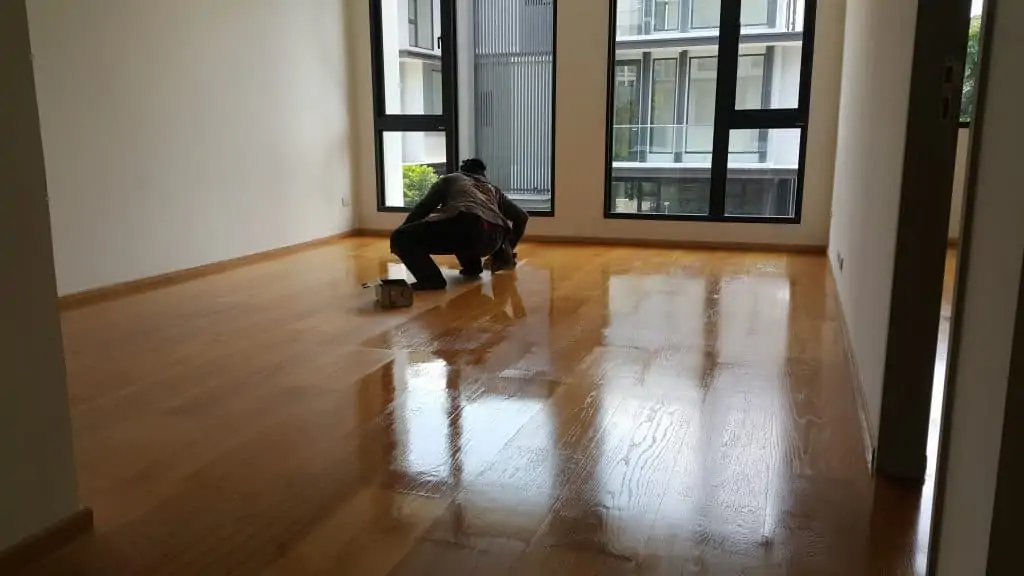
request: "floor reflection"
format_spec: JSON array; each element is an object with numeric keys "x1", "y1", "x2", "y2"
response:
[{"x1": 369, "y1": 249, "x2": 894, "y2": 572}]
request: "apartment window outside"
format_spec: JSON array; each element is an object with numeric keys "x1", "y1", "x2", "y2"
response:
[
  {"x1": 691, "y1": 0, "x2": 771, "y2": 29},
  {"x1": 654, "y1": 0, "x2": 681, "y2": 32},
  {"x1": 408, "y1": 0, "x2": 434, "y2": 50},
  {"x1": 650, "y1": 59, "x2": 678, "y2": 154},
  {"x1": 618, "y1": 0, "x2": 645, "y2": 36},
  {"x1": 686, "y1": 56, "x2": 719, "y2": 154},
  {"x1": 613, "y1": 61, "x2": 642, "y2": 162},
  {"x1": 605, "y1": 0, "x2": 817, "y2": 222}
]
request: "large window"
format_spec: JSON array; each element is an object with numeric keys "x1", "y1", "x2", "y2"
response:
[
  {"x1": 605, "y1": 0, "x2": 817, "y2": 222},
  {"x1": 371, "y1": 0, "x2": 556, "y2": 214}
]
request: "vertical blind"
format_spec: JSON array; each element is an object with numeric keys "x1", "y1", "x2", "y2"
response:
[{"x1": 473, "y1": 0, "x2": 555, "y2": 211}]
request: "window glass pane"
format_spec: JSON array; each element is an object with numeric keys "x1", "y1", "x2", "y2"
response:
[
  {"x1": 691, "y1": 0, "x2": 772, "y2": 29},
  {"x1": 736, "y1": 0, "x2": 808, "y2": 110},
  {"x1": 610, "y1": 179, "x2": 711, "y2": 216},
  {"x1": 617, "y1": 0, "x2": 645, "y2": 36},
  {"x1": 381, "y1": 131, "x2": 447, "y2": 208},
  {"x1": 463, "y1": 0, "x2": 555, "y2": 212},
  {"x1": 612, "y1": 61, "x2": 643, "y2": 162},
  {"x1": 422, "y1": 66, "x2": 443, "y2": 115},
  {"x1": 725, "y1": 128, "x2": 801, "y2": 217},
  {"x1": 650, "y1": 59, "x2": 678, "y2": 154},
  {"x1": 735, "y1": 54, "x2": 766, "y2": 109},
  {"x1": 654, "y1": 0, "x2": 681, "y2": 31},
  {"x1": 611, "y1": 180, "x2": 638, "y2": 213},
  {"x1": 961, "y1": 10, "x2": 983, "y2": 122},
  {"x1": 414, "y1": 0, "x2": 434, "y2": 49},
  {"x1": 685, "y1": 55, "x2": 720, "y2": 155},
  {"x1": 381, "y1": 0, "x2": 440, "y2": 115}
]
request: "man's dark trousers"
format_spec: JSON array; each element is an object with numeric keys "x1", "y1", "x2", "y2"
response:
[{"x1": 390, "y1": 212, "x2": 504, "y2": 287}]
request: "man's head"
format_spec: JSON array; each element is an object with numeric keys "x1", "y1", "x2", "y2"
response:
[{"x1": 460, "y1": 158, "x2": 487, "y2": 176}]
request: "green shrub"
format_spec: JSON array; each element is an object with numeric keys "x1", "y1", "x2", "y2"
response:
[
  {"x1": 403, "y1": 164, "x2": 439, "y2": 207},
  {"x1": 961, "y1": 15, "x2": 982, "y2": 122}
]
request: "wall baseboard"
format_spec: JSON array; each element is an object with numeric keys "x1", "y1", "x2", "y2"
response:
[
  {"x1": 828, "y1": 259, "x2": 878, "y2": 473},
  {"x1": 59, "y1": 231, "x2": 356, "y2": 310},
  {"x1": 0, "y1": 507, "x2": 93, "y2": 572},
  {"x1": 355, "y1": 229, "x2": 826, "y2": 253}
]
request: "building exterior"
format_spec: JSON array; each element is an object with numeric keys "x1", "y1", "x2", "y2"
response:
[{"x1": 609, "y1": 0, "x2": 806, "y2": 217}]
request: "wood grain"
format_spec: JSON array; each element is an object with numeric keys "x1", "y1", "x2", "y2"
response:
[{"x1": 19, "y1": 238, "x2": 944, "y2": 575}]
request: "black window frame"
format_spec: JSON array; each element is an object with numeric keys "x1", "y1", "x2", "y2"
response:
[
  {"x1": 369, "y1": 0, "x2": 558, "y2": 217},
  {"x1": 604, "y1": 0, "x2": 818, "y2": 224}
]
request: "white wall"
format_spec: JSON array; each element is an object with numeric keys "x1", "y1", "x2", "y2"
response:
[
  {"x1": 827, "y1": 0, "x2": 919, "y2": 441},
  {"x1": 1, "y1": 0, "x2": 81, "y2": 550},
  {"x1": 350, "y1": 0, "x2": 847, "y2": 249},
  {"x1": 27, "y1": 0, "x2": 357, "y2": 296},
  {"x1": 936, "y1": 1, "x2": 1024, "y2": 571}
]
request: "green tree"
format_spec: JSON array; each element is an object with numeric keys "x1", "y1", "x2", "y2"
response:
[
  {"x1": 961, "y1": 15, "x2": 982, "y2": 122},
  {"x1": 403, "y1": 164, "x2": 438, "y2": 207}
]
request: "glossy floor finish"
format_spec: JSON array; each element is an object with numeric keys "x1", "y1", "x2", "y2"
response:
[{"x1": 26, "y1": 239, "x2": 937, "y2": 575}]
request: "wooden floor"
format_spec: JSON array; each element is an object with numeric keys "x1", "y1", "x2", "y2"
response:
[{"x1": 23, "y1": 239, "x2": 938, "y2": 575}]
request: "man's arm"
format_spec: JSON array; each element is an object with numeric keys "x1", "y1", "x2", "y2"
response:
[
  {"x1": 403, "y1": 177, "x2": 447, "y2": 225},
  {"x1": 496, "y1": 187, "x2": 529, "y2": 249}
]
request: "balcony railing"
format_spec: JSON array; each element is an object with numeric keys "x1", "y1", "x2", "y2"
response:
[{"x1": 611, "y1": 124, "x2": 763, "y2": 163}]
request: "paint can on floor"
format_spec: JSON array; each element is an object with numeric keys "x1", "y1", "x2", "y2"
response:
[{"x1": 367, "y1": 278, "x2": 413, "y2": 309}]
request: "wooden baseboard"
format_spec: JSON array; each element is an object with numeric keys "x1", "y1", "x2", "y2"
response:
[
  {"x1": 0, "y1": 507, "x2": 93, "y2": 572},
  {"x1": 828, "y1": 259, "x2": 878, "y2": 472},
  {"x1": 354, "y1": 228, "x2": 389, "y2": 237},
  {"x1": 59, "y1": 231, "x2": 356, "y2": 311},
  {"x1": 355, "y1": 229, "x2": 825, "y2": 253}
]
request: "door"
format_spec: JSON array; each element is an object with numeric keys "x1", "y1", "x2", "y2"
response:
[{"x1": 370, "y1": 0, "x2": 458, "y2": 210}]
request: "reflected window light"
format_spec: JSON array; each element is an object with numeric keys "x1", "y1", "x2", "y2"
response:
[
  {"x1": 606, "y1": 275, "x2": 707, "y2": 350},
  {"x1": 395, "y1": 358, "x2": 451, "y2": 480},
  {"x1": 460, "y1": 399, "x2": 556, "y2": 532},
  {"x1": 718, "y1": 276, "x2": 791, "y2": 364}
]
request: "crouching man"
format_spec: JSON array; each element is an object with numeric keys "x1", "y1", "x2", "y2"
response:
[{"x1": 389, "y1": 158, "x2": 529, "y2": 291}]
